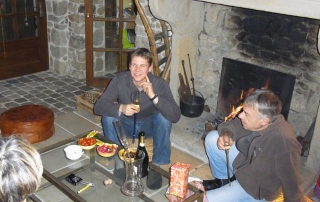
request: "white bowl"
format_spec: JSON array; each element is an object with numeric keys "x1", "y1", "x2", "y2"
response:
[{"x1": 64, "y1": 145, "x2": 84, "y2": 160}]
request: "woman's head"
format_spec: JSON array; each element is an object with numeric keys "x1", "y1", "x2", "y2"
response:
[{"x1": 0, "y1": 136, "x2": 43, "y2": 202}]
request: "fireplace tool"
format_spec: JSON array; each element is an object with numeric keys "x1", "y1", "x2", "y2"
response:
[
  {"x1": 187, "y1": 53, "x2": 196, "y2": 100},
  {"x1": 179, "y1": 58, "x2": 205, "y2": 118},
  {"x1": 181, "y1": 60, "x2": 191, "y2": 97}
]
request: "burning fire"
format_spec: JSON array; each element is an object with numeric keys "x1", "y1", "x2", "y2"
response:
[
  {"x1": 224, "y1": 90, "x2": 245, "y2": 121},
  {"x1": 224, "y1": 80, "x2": 269, "y2": 122},
  {"x1": 225, "y1": 105, "x2": 244, "y2": 121}
]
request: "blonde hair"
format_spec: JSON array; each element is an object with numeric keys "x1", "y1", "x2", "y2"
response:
[{"x1": 0, "y1": 136, "x2": 43, "y2": 202}]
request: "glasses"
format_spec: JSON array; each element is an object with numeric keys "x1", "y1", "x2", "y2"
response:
[{"x1": 129, "y1": 63, "x2": 149, "y2": 69}]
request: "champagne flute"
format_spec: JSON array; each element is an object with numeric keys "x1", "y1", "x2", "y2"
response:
[
  {"x1": 113, "y1": 120, "x2": 129, "y2": 151},
  {"x1": 132, "y1": 90, "x2": 140, "y2": 144}
]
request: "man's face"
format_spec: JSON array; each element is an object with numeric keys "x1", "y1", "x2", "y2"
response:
[
  {"x1": 130, "y1": 56, "x2": 152, "y2": 85},
  {"x1": 238, "y1": 104, "x2": 269, "y2": 131}
]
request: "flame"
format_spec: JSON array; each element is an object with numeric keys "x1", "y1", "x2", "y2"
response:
[
  {"x1": 224, "y1": 84, "x2": 268, "y2": 121},
  {"x1": 225, "y1": 105, "x2": 243, "y2": 121}
]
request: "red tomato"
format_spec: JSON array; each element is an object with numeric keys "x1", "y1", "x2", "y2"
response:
[{"x1": 78, "y1": 137, "x2": 96, "y2": 146}]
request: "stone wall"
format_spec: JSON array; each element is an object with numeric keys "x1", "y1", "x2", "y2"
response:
[
  {"x1": 197, "y1": 4, "x2": 320, "y2": 137},
  {"x1": 46, "y1": 0, "x2": 86, "y2": 79}
]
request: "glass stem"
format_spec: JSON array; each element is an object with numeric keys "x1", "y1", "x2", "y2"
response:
[{"x1": 133, "y1": 113, "x2": 137, "y2": 144}]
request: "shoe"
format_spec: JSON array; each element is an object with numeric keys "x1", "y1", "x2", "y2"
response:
[
  {"x1": 146, "y1": 168, "x2": 162, "y2": 190},
  {"x1": 113, "y1": 168, "x2": 126, "y2": 186},
  {"x1": 203, "y1": 175, "x2": 236, "y2": 191}
]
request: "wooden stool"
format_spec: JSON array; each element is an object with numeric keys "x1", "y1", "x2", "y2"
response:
[{"x1": 0, "y1": 105, "x2": 55, "y2": 143}]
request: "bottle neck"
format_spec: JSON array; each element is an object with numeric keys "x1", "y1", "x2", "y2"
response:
[{"x1": 139, "y1": 135, "x2": 145, "y2": 147}]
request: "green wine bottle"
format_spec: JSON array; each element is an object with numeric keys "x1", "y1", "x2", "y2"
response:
[{"x1": 135, "y1": 131, "x2": 149, "y2": 178}]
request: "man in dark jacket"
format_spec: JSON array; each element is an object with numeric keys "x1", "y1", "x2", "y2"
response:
[
  {"x1": 204, "y1": 89, "x2": 310, "y2": 201},
  {"x1": 94, "y1": 48, "x2": 181, "y2": 189}
]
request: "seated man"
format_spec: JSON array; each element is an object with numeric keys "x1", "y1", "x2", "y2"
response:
[
  {"x1": 94, "y1": 48, "x2": 181, "y2": 189},
  {"x1": 0, "y1": 136, "x2": 43, "y2": 202},
  {"x1": 204, "y1": 89, "x2": 311, "y2": 201}
]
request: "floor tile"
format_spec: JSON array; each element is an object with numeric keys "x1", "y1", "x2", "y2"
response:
[{"x1": 54, "y1": 112, "x2": 102, "y2": 135}]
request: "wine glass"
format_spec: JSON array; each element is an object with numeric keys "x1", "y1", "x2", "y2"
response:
[
  {"x1": 113, "y1": 120, "x2": 129, "y2": 151},
  {"x1": 132, "y1": 90, "x2": 140, "y2": 108}
]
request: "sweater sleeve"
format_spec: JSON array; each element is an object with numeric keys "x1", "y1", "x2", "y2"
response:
[
  {"x1": 93, "y1": 76, "x2": 122, "y2": 118},
  {"x1": 217, "y1": 117, "x2": 244, "y2": 139},
  {"x1": 274, "y1": 149, "x2": 305, "y2": 202},
  {"x1": 150, "y1": 74, "x2": 181, "y2": 123}
]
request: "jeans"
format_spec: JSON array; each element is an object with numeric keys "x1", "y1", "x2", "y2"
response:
[
  {"x1": 101, "y1": 112, "x2": 172, "y2": 165},
  {"x1": 205, "y1": 131, "x2": 266, "y2": 202}
]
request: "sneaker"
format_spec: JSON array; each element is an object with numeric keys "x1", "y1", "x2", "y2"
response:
[
  {"x1": 113, "y1": 168, "x2": 126, "y2": 186},
  {"x1": 146, "y1": 168, "x2": 162, "y2": 190}
]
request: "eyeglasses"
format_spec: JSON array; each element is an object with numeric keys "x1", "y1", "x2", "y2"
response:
[{"x1": 129, "y1": 63, "x2": 149, "y2": 69}]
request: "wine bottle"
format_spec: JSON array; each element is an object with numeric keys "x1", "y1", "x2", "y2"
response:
[{"x1": 135, "y1": 131, "x2": 149, "y2": 178}]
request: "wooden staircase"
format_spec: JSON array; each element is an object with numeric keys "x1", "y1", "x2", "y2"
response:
[{"x1": 134, "y1": 0, "x2": 171, "y2": 81}]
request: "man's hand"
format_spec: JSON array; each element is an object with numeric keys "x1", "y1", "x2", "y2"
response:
[
  {"x1": 139, "y1": 75, "x2": 155, "y2": 99},
  {"x1": 119, "y1": 104, "x2": 140, "y2": 116},
  {"x1": 217, "y1": 131, "x2": 233, "y2": 150}
]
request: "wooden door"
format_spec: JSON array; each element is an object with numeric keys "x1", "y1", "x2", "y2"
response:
[
  {"x1": 0, "y1": 0, "x2": 48, "y2": 80},
  {"x1": 85, "y1": 0, "x2": 136, "y2": 88}
]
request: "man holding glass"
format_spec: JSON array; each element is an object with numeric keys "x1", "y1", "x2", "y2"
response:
[
  {"x1": 94, "y1": 48, "x2": 181, "y2": 189},
  {"x1": 203, "y1": 89, "x2": 311, "y2": 201}
]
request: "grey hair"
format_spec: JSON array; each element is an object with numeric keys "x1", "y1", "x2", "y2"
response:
[
  {"x1": 0, "y1": 136, "x2": 43, "y2": 202},
  {"x1": 244, "y1": 89, "x2": 282, "y2": 122}
]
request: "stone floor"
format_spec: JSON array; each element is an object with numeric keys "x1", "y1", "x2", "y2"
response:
[{"x1": 0, "y1": 70, "x2": 318, "y2": 201}]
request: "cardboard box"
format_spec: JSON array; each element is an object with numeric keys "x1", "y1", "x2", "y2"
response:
[
  {"x1": 169, "y1": 162, "x2": 189, "y2": 198},
  {"x1": 166, "y1": 177, "x2": 209, "y2": 202}
]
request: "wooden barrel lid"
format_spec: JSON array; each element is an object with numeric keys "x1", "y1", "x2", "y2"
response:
[{"x1": 0, "y1": 105, "x2": 55, "y2": 143}]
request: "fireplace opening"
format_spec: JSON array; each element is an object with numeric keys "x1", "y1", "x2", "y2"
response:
[{"x1": 215, "y1": 58, "x2": 296, "y2": 121}]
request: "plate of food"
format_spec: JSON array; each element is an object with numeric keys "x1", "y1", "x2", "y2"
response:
[
  {"x1": 78, "y1": 137, "x2": 96, "y2": 150},
  {"x1": 97, "y1": 143, "x2": 118, "y2": 157},
  {"x1": 118, "y1": 148, "x2": 136, "y2": 161}
]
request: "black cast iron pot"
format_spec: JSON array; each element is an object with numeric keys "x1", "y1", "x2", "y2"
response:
[{"x1": 180, "y1": 91, "x2": 205, "y2": 118}]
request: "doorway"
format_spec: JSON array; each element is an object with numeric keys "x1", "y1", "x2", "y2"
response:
[
  {"x1": 85, "y1": 0, "x2": 136, "y2": 88},
  {"x1": 0, "y1": 0, "x2": 48, "y2": 80}
]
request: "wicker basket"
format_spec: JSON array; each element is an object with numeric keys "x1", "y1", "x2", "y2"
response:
[{"x1": 75, "y1": 91, "x2": 102, "y2": 115}]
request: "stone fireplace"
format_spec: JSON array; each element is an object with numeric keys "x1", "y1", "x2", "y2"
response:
[
  {"x1": 216, "y1": 58, "x2": 296, "y2": 121},
  {"x1": 147, "y1": 0, "x2": 320, "y2": 193}
]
